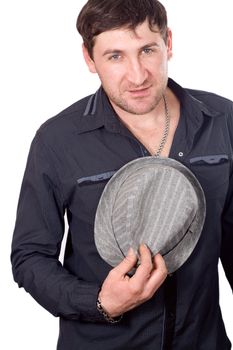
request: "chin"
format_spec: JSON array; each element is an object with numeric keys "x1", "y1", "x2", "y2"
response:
[
  {"x1": 124, "y1": 106, "x2": 156, "y2": 115},
  {"x1": 127, "y1": 101, "x2": 159, "y2": 115}
]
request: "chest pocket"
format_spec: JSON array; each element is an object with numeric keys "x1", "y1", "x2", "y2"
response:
[
  {"x1": 73, "y1": 170, "x2": 117, "y2": 223},
  {"x1": 189, "y1": 154, "x2": 230, "y2": 199},
  {"x1": 77, "y1": 171, "x2": 116, "y2": 185}
]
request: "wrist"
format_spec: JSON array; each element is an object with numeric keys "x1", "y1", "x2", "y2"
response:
[{"x1": 96, "y1": 296, "x2": 123, "y2": 324}]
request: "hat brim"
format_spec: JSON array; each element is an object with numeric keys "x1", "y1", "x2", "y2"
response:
[{"x1": 94, "y1": 157, "x2": 206, "y2": 273}]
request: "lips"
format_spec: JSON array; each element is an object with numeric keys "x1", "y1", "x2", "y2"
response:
[{"x1": 128, "y1": 86, "x2": 151, "y2": 97}]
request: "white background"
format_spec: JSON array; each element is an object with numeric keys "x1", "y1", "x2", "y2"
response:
[{"x1": 1, "y1": 1, "x2": 232, "y2": 349}]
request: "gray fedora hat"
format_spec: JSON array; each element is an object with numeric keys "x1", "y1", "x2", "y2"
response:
[{"x1": 94, "y1": 157, "x2": 206, "y2": 273}]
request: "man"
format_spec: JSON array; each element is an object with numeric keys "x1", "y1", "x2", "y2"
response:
[{"x1": 11, "y1": 0, "x2": 233, "y2": 349}]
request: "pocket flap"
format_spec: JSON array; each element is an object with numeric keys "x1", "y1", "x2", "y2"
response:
[
  {"x1": 190, "y1": 154, "x2": 228, "y2": 165},
  {"x1": 77, "y1": 170, "x2": 116, "y2": 185}
]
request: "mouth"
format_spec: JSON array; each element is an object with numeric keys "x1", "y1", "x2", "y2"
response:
[{"x1": 128, "y1": 86, "x2": 152, "y2": 98}]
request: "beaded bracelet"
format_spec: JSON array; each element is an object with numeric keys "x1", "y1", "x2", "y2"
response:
[{"x1": 96, "y1": 298, "x2": 123, "y2": 324}]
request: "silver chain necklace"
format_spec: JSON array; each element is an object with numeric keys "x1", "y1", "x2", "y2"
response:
[{"x1": 154, "y1": 94, "x2": 170, "y2": 157}]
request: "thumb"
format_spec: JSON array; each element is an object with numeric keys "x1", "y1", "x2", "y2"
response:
[{"x1": 114, "y1": 248, "x2": 138, "y2": 276}]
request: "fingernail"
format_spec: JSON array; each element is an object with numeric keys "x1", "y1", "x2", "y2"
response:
[
  {"x1": 127, "y1": 247, "x2": 134, "y2": 255},
  {"x1": 140, "y1": 243, "x2": 148, "y2": 250}
]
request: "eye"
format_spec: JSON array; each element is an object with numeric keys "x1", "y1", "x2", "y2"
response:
[
  {"x1": 109, "y1": 54, "x2": 122, "y2": 61},
  {"x1": 142, "y1": 48, "x2": 154, "y2": 55}
]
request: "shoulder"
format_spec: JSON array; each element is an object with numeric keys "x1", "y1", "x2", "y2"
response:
[
  {"x1": 186, "y1": 88, "x2": 233, "y2": 115},
  {"x1": 28, "y1": 94, "x2": 97, "y2": 157},
  {"x1": 169, "y1": 78, "x2": 233, "y2": 117},
  {"x1": 37, "y1": 94, "x2": 92, "y2": 139},
  {"x1": 186, "y1": 88, "x2": 233, "y2": 147}
]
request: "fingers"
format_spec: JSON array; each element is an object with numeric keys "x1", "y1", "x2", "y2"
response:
[
  {"x1": 113, "y1": 247, "x2": 138, "y2": 276},
  {"x1": 153, "y1": 253, "x2": 167, "y2": 273},
  {"x1": 130, "y1": 248, "x2": 167, "y2": 296},
  {"x1": 111, "y1": 245, "x2": 167, "y2": 295},
  {"x1": 131, "y1": 244, "x2": 153, "y2": 282},
  {"x1": 99, "y1": 249, "x2": 168, "y2": 317},
  {"x1": 147, "y1": 254, "x2": 168, "y2": 290}
]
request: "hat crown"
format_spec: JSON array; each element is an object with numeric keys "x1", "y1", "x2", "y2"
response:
[
  {"x1": 112, "y1": 165, "x2": 198, "y2": 257},
  {"x1": 94, "y1": 157, "x2": 206, "y2": 273}
]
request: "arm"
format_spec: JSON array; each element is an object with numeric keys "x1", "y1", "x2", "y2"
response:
[
  {"x1": 11, "y1": 133, "x2": 103, "y2": 322},
  {"x1": 221, "y1": 103, "x2": 233, "y2": 291},
  {"x1": 221, "y1": 170, "x2": 233, "y2": 291},
  {"x1": 11, "y1": 133, "x2": 167, "y2": 322}
]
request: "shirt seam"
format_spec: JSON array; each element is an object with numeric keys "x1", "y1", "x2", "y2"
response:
[{"x1": 36, "y1": 131, "x2": 66, "y2": 206}]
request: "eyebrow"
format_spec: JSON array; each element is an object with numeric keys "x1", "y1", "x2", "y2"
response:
[{"x1": 102, "y1": 42, "x2": 160, "y2": 56}]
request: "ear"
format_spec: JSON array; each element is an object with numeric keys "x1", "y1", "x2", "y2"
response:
[
  {"x1": 166, "y1": 28, "x2": 173, "y2": 60},
  {"x1": 82, "y1": 44, "x2": 97, "y2": 73}
]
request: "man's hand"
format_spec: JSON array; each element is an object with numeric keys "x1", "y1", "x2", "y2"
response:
[{"x1": 98, "y1": 244, "x2": 167, "y2": 317}]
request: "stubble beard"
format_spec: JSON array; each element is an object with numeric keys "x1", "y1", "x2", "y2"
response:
[
  {"x1": 105, "y1": 84, "x2": 167, "y2": 116},
  {"x1": 109, "y1": 94, "x2": 161, "y2": 115}
]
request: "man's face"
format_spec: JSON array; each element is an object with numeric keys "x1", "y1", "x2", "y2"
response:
[{"x1": 83, "y1": 21, "x2": 172, "y2": 116}]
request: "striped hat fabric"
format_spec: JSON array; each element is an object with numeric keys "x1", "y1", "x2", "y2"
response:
[{"x1": 94, "y1": 157, "x2": 206, "y2": 273}]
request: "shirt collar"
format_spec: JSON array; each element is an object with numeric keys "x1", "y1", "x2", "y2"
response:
[
  {"x1": 76, "y1": 87, "x2": 121, "y2": 134},
  {"x1": 76, "y1": 78, "x2": 220, "y2": 135},
  {"x1": 168, "y1": 78, "x2": 220, "y2": 118}
]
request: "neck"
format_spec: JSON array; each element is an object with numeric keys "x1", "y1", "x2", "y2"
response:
[
  {"x1": 112, "y1": 98, "x2": 166, "y2": 132},
  {"x1": 108, "y1": 87, "x2": 180, "y2": 157}
]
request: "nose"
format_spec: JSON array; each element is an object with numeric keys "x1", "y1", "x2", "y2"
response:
[{"x1": 126, "y1": 58, "x2": 148, "y2": 87}]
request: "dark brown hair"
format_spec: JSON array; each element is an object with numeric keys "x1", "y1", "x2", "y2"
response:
[{"x1": 77, "y1": 0, "x2": 168, "y2": 58}]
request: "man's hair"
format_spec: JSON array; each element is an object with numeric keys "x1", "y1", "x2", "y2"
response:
[{"x1": 76, "y1": 0, "x2": 168, "y2": 59}]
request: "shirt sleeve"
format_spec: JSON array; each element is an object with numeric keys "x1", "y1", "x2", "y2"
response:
[
  {"x1": 11, "y1": 132, "x2": 105, "y2": 322},
  {"x1": 221, "y1": 106, "x2": 233, "y2": 292},
  {"x1": 221, "y1": 169, "x2": 233, "y2": 292}
]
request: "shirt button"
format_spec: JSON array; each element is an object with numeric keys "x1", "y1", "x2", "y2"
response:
[{"x1": 178, "y1": 152, "x2": 184, "y2": 157}]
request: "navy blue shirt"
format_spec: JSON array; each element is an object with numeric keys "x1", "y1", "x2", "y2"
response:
[{"x1": 11, "y1": 78, "x2": 233, "y2": 349}]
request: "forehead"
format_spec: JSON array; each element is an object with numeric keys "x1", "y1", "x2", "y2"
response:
[{"x1": 93, "y1": 21, "x2": 161, "y2": 51}]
